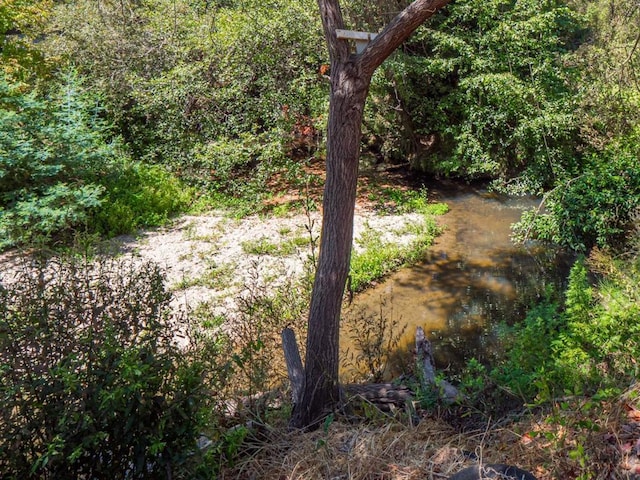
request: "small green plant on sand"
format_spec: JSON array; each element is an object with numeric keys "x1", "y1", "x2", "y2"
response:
[{"x1": 350, "y1": 210, "x2": 443, "y2": 292}]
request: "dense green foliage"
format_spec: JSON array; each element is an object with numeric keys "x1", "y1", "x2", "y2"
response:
[
  {"x1": 94, "y1": 161, "x2": 194, "y2": 237},
  {"x1": 0, "y1": 0, "x2": 52, "y2": 81},
  {"x1": 44, "y1": 0, "x2": 327, "y2": 202},
  {"x1": 360, "y1": 0, "x2": 640, "y2": 251},
  {"x1": 3, "y1": 0, "x2": 636, "y2": 251},
  {"x1": 0, "y1": 0, "x2": 639, "y2": 474},
  {"x1": 0, "y1": 71, "x2": 191, "y2": 248},
  {"x1": 492, "y1": 251, "x2": 640, "y2": 401},
  {"x1": 5, "y1": 0, "x2": 631, "y2": 253},
  {"x1": 0, "y1": 257, "x2": 223, "y2": 479},
  {"x1": 0, "y1": 71, "x2": 115, "y2": 247},
  {"x1": 513, "y1": 0, "x2": 640, "y2": 250},
  {"x1": 572, "y1": 0, "x2": 640, "y2": 145},
  {"x1": 368, "y1": 0, "x2": 584, "y2": 190},
  {"x1": 513, "y1": 137, "x2": 640, "y2": 251}
]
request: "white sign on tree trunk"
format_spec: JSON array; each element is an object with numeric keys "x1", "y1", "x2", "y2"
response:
[{"x1": 336, "y1": 29, "x2": 378, "y2": 54}]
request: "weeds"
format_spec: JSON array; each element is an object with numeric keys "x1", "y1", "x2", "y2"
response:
[
  {"x1": 241, "y1": 235, "x2": 308, "y2": 257},
  {"x1": 350, "y1": 212, "x2": 442, "y2": 292},
  {"x1": 191, "y1": 259, "x2": 312, "y2": 421},
  {"x1": 342, "y1": 296, "x2": 408, "y2": 383},
  {"x1": 95, "y1": 162, "x2": 194, "y2": 237},
  {"x1": 172, "y1": 258, "x2": 236, "y2": 290}
]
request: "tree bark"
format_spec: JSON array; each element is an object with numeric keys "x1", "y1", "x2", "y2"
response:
[
  {"x1": 415, "y1": 326, "x2": 437, "y2": 387},
  {"x1": 290, "y1": 0, "x2": 451, "y2": 430},
  {"x1": 290, "y1": 63, "x2": 369, "y2": 428},
  {"x1": 284, "y1": 328, "x2": 414, "y2": 414}
]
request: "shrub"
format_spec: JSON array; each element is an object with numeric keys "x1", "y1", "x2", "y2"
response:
[
  {"x1": 187, "y1": 132, "x2": 290, "y2": 204},
  {"x1": 365, "y1": 0, "x2": 583, "y2": 188},
  {"x1": 342, "y1": 298, "x2": 407, "y2": 383},
  {"x1": 0, "y1": 68, "x2": 194, "y2": 247},
  {"x1": 572, "y1": 0, "x2": 640, "y2": 150},
  {"x1": 513, "y1": 141, "x2": 640, "y2": 251},
  {"x1": 493, "y1": 254, "x2": 640, "y2": 401},
  {"x1": 0, "y1": 70, "x2": 118, "y2": 248},
  {"x1": 0, "y1": 256, "x2": 222, "y2": 479},
  {"x1": 0, "y1": 0, "x2": 52, "y2": 81},
  {"x1": 44, "y1": 0, "x2": 328, "y2": 195},
  {"x1": 93, "y1": 162, "x2": 194, "y2": 237},
  {"x1": 491, "y1": 298, "x2": 565, "y2": 399}
]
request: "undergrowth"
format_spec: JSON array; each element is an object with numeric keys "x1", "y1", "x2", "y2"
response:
[
  {"x1": 0, "y1": 255, "x2": 227, "y2": 479},
  {"x1": 2, "y1": 215, "x2": 638, "y2": 479}
]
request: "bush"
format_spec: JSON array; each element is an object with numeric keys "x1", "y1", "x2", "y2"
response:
[
  {"x1": 0, "y1": 256, "x2": 222, "y2": 479},
  {"x1": 493, "y1": 254, "x2": 640, "y2": 401},
  {"x1": 364, "y1": 0, "x2": 583, "y2": 188},
  {"x1": 0, "y1": 68, "x2": 195, "y2": 247},
  {"x1": 187, "y1": 131, "x2": 290, "y2": 204},
  {"x1": 572, "y1": 0, "x2": 640, "y2": 150},
  {"x1": 93, "y1": 162, "x2": 194, "y2": 237},
  {"x1": 0, "y1": 0, "x2": 52, "y2": 81},
  {"x1": 491, "y1": 298, "x2": 565, "y2": 399},
  {"x1": 44, "y1": 0, "x2": 327, "y2": 196},
  {"x1": 0, "y1": 70, "x2": 118, "y2": 248},
  {"x1": 513, "y1": 140, "x2": 640, "y2": 251}
]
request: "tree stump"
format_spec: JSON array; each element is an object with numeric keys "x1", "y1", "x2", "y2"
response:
[
  {"x1": 281, "y1": 328, "x2": 304, "y2": 405},
  {"x1": 282, "y1": 326, "x2": 460, "y2": 415},
  {"x1": 415, "y1": 326, "x2": 459, "y2": 402}
]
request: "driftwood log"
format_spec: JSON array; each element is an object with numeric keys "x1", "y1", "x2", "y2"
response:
[
  {"x1": 281, "y1": 326, "x2": 459, "y2": 411},
  {"x1": 341, "y1": 383, "x2": 414, "y2": 412}
]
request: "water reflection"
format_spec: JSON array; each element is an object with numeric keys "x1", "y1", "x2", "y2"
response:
[{"x1": 343, "y1": 183, "x2": 573, "y2": 376}]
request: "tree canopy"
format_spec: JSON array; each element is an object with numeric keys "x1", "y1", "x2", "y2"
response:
[{"x1": 1, "y1": 0, "x2": 636, "y2": 251}]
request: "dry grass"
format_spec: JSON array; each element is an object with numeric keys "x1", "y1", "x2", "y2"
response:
[
  {"x1": 219, "y1": 385, "x2": 640, "y2": 480},
  {"x1": 217, "y1": 411, "x2": 560, "y2": 480},
  {"x1": 220, "y1": 417, "x2": 471, "y2": 480}
]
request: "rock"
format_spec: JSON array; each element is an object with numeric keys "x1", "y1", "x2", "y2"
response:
[{"x1": 448, "y1": 464, "x2": 537, "y2": 480}]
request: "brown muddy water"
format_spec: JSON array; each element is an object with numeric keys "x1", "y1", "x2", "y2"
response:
[{"x1": 342, "y1": 182, "x2": 573, "y2": 377}]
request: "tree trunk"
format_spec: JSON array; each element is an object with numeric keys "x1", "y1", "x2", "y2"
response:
[
  {"x1": 285, "y1": 328, "x2": 414, "y2": 416},
  {"x1": 290, "y1": 0, "x2": 451, "y2": 430},
  {"x1": 290, "y1": 62, "x2": 370, "y2": 428}
]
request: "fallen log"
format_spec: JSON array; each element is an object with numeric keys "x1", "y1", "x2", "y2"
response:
[{"x1": 341, "y1": 383, "x2": 414, "y2": 411}]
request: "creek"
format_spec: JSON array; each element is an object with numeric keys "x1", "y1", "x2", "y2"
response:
[{"x1": 342, "y1": 181, "x2": 573, "y2": 378}]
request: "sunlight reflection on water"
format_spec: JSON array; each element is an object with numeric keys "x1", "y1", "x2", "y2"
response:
[{"x1": 342, "y1": 182, "x2": 573, "y2": 377}]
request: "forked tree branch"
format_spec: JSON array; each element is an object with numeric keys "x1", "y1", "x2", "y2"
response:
[
  {"x1": 358, "y1": 0, "x2": 451, "y2": 76},
  {"x1": 318, "y1": 0, "x2": 451, "y2": 75}
]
